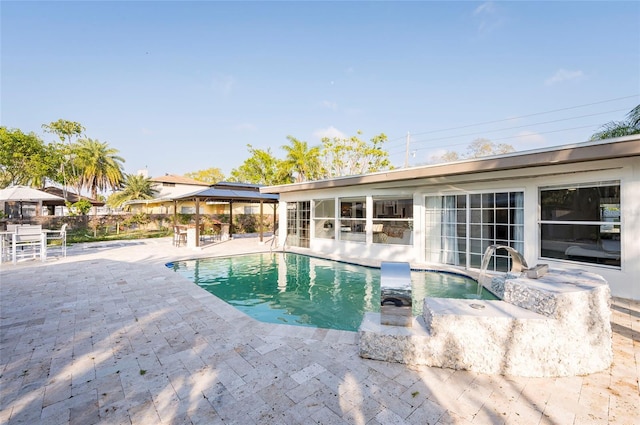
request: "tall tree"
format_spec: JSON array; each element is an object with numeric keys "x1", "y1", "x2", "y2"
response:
[
  {"x1": 42, "y1": 119, "x2": 85, "y2": 144},
  {"x1": 319, "y1": 131, "x2": 391, "y2": 178},
  {"x1": 184, "y1": 168, "x2": 225, "y2": 184},
  {"x1": 281, "y1": 136, "x2": 322, "y2": 182},
  {"x1": 0, "y1": 127, "x2": 58, "y2": 187},
  {"x1": 107, "y1": 174, "x2": 157, "y2": 209},
  {"x1": 42, "y1": 119, "x2": 86, "y2": 194},
  {"x1": 229, "y1": 145, "x2": 292, "y2": 185},
  {"x1": 74, "y1": 138, "x2": 125, "y2": 199},
  {"x1": 590, "y1": 104, "x2": 640, "y2": 140},
  {"x1": 465, "y1": 138, "x2": 515, "y2": 158},
  {"x1": 432, "y1": 138, "x2": 515, "y2": 163}
]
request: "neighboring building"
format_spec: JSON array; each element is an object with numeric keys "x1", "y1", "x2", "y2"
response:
[
  {"x1": 262, "y1": 135, "x2": 640, "y2": 300},
  {"x1": 127, "y1": 175, "x2": 276, "y2": 218},
  {"x1": 41, "y1": 186, "x2": 105, "y2": 215},
  {"x1": 126, "y1": 174, "x2": 210, "y2": 214},
  {"x1": 150, "y1": 174, "x2": 211, "y2": 199}
]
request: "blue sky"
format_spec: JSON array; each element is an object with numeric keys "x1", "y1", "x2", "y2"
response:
[{"x1": 2, "y1": 1, "x2": 639, "y2": 178}]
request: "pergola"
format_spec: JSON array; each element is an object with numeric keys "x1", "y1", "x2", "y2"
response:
[{"x1": 172, "y1": 182, "x2": 279, "y2": 247}]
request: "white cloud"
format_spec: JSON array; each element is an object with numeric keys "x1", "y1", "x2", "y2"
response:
[
  {"x1": 474, "y1": 1, "x2": 496, "y2": 16},
  {"x1": 544, "y1": 69, "x2": 585, "y2": 86},
  {"x1": 427, "y1": 148, "x2": 450, "y2": 163},
  {"x1": 512, "y1": 131, "x2": 547, "y2": 150},
  {"x1": 140, "y1": 127, "x2": 154, "y2": 136},
  {"x1": 321, "y1": 100, "x2": 338, "y2": 110},
  {"x1": 313, "y1": 126, "x2": 346, "y2": 140},
  {"x1": 473, "y1": 1, "x2": 503, "y2": 33},
  {"x1": 211, "y1": 73, "x2": 236, "y2": 94}
]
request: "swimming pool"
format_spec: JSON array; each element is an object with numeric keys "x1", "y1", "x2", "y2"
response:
[{"x1": 167, "y1": 252, "x2": 497, "y2": 331}]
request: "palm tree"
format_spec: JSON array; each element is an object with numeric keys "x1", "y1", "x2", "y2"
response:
[
  {"x1": 107, "y1": 174, "x2": 158, "y2": 209},
  {"x1": 590, "y1": 104, "x2": 640, "y2": 140},
  {"x1": 74, "y1": 138, "x2": 125, "y2": 199},
  {"x1": 281, "y1": 136, "x2": 321, "y2": 182}
]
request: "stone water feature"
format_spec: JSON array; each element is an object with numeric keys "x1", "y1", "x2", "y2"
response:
[{"x1": 359, "y1": 246, "x2": 612, "y2": 377}]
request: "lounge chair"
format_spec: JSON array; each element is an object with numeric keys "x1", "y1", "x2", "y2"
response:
[
  {"x1": 45, "y1": 223, "x2": 67, "y2": 258},
  {"x1": 173, "y1": 226, "x2": 187, "y2": 247},
  {"x1": 220, "y1": 224, "x2": 230, "y2": 241},
  {"x1": 12, "y1": 224, "x2": 45, "y2": 264}
]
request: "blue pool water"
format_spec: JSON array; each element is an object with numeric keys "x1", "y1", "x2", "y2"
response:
[{"x1": 167, "y1": 252, "x2": 497, "y2": 331}]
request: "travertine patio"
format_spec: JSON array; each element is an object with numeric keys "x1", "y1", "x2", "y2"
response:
[{"x1": 1, "y1": 237, "x2": 638, "y2": 424}]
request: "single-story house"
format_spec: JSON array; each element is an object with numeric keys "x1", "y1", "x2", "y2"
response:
[
  {"x1": 126, "y1": 174, "x2": 211, "y2": 214},
  {"x1": 41, "y1": 186, "x2": 105, "y2": 215},
  {"x1": 261, "y1": 135, "x2": 640, "y2": 301}
]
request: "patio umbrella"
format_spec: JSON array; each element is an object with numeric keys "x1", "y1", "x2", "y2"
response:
[
  {"x1": 0, "y1": 185, "x2": 65, "y2": 202},
  {"x1": 0, "y1": 185, "x2": 64, "y2": 219}
]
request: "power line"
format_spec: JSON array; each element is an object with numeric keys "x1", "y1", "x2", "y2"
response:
[
  {"x1": 409, "y1": 124, "x2": 598, "y2": 154},
  {"x1": 409, "y1": 94, "x2": 638, "y2": 138},
  {"x1": 391, "y1": 107, "x2": 629, "y2": 154},
  {"x1": 383, "y1": 94, "x2": 638, "y2": 151}
]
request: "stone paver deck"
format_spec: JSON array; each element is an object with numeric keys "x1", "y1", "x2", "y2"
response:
[{"x1": 1, "y1": 237, "x2": 638, "y2": 424}]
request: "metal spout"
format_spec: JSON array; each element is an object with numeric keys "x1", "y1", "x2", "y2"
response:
[{"x1": 488, "y1": 244, "x2": 528, "y2": 273}]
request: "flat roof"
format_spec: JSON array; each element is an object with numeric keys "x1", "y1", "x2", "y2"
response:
[{"x1": 261, "y1": 135, "x2": 640, "y2": 194}]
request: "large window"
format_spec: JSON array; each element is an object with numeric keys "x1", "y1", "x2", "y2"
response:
[
  {"x1": 180, "y1": 206, "x2": 205, "y2": 214},
  {"x1": 540, "y1": 182, "x2": 620, "y2": 267},
  {"x1": 425, "y1": 191, "x2": 524, "y2": 272},
  {"x1": 313, "y1": 199, "x2": 335, "y2": 239},
  {"x1": 372, "y1": 198, "x2": 413, "y2": 245},
  {"x1": 339, "y1": 197, "x2": 366, "y2": 242}
]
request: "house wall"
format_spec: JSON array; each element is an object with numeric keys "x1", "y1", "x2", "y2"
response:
[
  {"x1": 151, "y1": 183, "x2": 208, "y2": 199},
  {"x1": 276, "y1": 157, "x2": 639, "y2": 300}
]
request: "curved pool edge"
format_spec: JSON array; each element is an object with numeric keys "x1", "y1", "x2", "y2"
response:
[{"x1": 166, "y1": 252, "x2": 495, "y2": 332}]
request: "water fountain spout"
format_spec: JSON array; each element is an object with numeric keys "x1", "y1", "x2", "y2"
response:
[
  {"x1": 497, "y1": 245, "x2": 528, "y2": 273},
  {"x1": 482, "y1": 244, "x2": 528, "y2": 273},
  {"x1": 476, "y1": 244, "x2": 528, "y2": 298}
]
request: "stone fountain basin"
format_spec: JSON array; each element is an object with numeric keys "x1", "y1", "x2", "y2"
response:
[{"x1": 359, "y1": 269, "x2": 612, "y2": 377}]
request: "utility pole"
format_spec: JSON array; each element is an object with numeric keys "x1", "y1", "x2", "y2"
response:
[{"x1": 404, "y1": 132, "x2": 411, "y2": 168}]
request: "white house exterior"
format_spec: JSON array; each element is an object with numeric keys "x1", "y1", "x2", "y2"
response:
[{"x1": 262, "y1": 135, "x2": 640, "y2": 300}]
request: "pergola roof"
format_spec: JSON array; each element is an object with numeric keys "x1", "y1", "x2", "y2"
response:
[{"x1": 173, "y1": 182, "x2": 279, "y2": 203}]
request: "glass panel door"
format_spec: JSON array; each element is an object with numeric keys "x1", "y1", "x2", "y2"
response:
[{"x1": 287, "y1": 201, "x2": 310, "y2": 248}]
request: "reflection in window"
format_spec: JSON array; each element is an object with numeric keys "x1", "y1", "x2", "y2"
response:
[
  {"x1": 339, "y1": 198, "x2": 366, "y2": 242},
  {"x1": 540, "y1": 182, "x2": 620, "y2": 267},
  {"x1": 372, "y1": 198, "x2": 413, "y2": 245},
  {"x1": 425, "y1": 191, "x2": 524, "y2": 272},
  {"x1": 313, "y1": 199, "x2": 335, "y2": 240}
]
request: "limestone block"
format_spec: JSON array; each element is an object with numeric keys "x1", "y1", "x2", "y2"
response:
[{"x1": 359, "y1": 270, "x2": 613, "y2": 377}]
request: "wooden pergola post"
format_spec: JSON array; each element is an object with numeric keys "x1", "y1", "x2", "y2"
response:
[
  {"x1": 259, "y1": 200, "x2": 264, "y2": 242},
  {"x1": 170, "y1": 183, "x2": 278, "y2": 247},
  {"x1": 173, "y1": 200, "x2": 177, "y2": 227},
  {"x1": 229, "y1": 201, "x2": 233, "y2": 238},
  {"x1": 195, "y1": 198, "x2": 200, "y2": 247}
]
